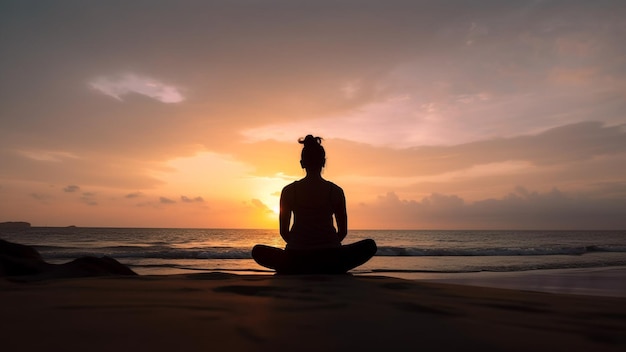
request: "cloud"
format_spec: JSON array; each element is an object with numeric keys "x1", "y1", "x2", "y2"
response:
[
  {"x1": 340, "y1": 80, "x2": 362, "y2": 99},
  {"x1": 325, "y1": 121, "x2": 626, "y2": 178},
  {"x1": 159, "y1": 197, "x2": 176, "y2": 204},
  {"x1": 63, "y1": 185, "x2": 80, "y2": 193},
  {"x1": 465, "y1": 22, "x2": 489, "y2": 46},
  {"x1": 181, "y1": 195, "x2": 204, "y2": 203},
  {"x1": 18, "y1": 150, "x2": 80, "y2": 162},
  {"x1": 30, "y1": 193, "x2": 53, "y2": 202},
  {"x1": 80, "y1": 192, "x2": 97, "y2": 206},
  {"x1": 251, "y1": 199, "x2": 273, "y2": 214},
  {"x1": 241, "y1": 94, "x2": 442, "y2": 147},
  {"x1": 125, "y1": 192, "x2": 143, "y2": 199},
  {"x1": 89, "y1": 73, "x2": 185, "y2": 103},
  {"x1": 354, "y1": 187, "x2": 626, "y2": 230},
  {"x1": 240, "y1": 69, "x2": 622, "y2": 148}
]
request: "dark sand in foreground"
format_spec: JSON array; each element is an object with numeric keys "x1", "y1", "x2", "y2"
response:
[{"x1": 1, "y1": 273, "x2": 625, "y2": 351}]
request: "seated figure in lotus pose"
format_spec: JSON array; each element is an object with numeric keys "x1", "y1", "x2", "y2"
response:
[{"x1": 252, "y1": 135, "x2": 377, "y2": 274}]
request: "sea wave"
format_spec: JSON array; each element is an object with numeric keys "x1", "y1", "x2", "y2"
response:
[
  {"x1": 123, "y1": 259, "x2": 626, "y2": 275},
  {"x1": 369, "y1": 260, "x2": 626, "y2": 273},
  {"x1": 33, "y1": 244, "x2": 626, "y2": 260},
  {"x1": 375, "y1": 245, "x2": 626, "y2": 257},
  {"x1": 38, "y1": 246, "x2": 252, "y2": 260}
]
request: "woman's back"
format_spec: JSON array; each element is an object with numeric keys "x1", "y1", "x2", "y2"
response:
[{"x1": 282, "y1": 178, "x2": 344, "y2": 249}]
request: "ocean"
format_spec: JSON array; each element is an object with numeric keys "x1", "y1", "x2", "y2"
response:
[{"x1": 2, "y1": 227, "x2": 625, "y2": 278}]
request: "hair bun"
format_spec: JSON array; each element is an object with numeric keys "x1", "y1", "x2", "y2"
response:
[
  {"x1": 298, "y1": 135, "x2": 326, "y2": 169},
  {"x1": 299, "y1": 135, "x2": 322, "y2": 147}
]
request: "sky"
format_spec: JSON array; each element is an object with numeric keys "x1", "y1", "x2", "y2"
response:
[{"x1": 1, "y1": 0, "x2": 625, "y2": 230}]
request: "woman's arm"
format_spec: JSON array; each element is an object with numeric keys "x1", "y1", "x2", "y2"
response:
[
  {"x1": 333, "y1": 186, "x2": 348, "y2": 242},
  {"x1": 279, "y1": 187, "x2": 293, "y2": 243}
]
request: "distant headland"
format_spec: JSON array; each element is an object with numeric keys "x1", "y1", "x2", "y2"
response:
[{"x1": 0, "y1": 222, "x2": 32, "y2": 230}]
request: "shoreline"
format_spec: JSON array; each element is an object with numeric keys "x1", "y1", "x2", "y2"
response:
[
  {"x1": 370, "y1": 266, "x2": 626, "y2": 298},
  {"x1": 129, "y1": 265, "x2": 626, "y2": 298},
  {"x1": 1, "y1": 273, "x2": 625, "y2": 351}
]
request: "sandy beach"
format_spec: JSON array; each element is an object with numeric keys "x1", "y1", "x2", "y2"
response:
[{"x1": 1, "y1": 273, "x2": 625, "y2": 352}]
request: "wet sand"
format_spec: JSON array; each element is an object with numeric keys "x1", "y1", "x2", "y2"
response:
[{"x1": 380, "y1": 267, "x2": 626, "y2": 297}]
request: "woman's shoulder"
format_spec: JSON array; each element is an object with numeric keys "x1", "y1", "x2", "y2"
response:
[
  {"x1": 282, "y1": 179, "x2": 342, "y2": 192},
  {"x1": 281, "y1": 180, "x2": 301, "y2": 193},
  {"x1": 324, "y1": 180, "x2": 344, "y2": 193}
]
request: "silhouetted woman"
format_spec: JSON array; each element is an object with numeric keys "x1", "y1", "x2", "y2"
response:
[{"x1": 252, "y1": 135, "x2": 377, "y2": 274}]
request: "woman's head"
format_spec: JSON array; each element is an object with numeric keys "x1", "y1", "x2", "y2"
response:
[{"x1": 299, "y1": 135, "x2": 325, "y2": 170}]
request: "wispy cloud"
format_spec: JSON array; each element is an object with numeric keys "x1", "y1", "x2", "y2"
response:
[
  {"x1": 181, "y1": 195, "x2": 204, "y2": 203},
  {"x1": 63, "y1": 185, "x2": 80, "y2": 193},
  {"x1": 81, "y1": 192, "x2": 97, "y2": 206},
  {"x1": 251, "y1": 199, "x2": 273, "y2": 214},
  {"x1": 466, "y1": 22, "x2": 488, "y2": 46},
  {"x1": 89, "y1": 73, "x2": 185, "y2": 103},
  {"x1": 159, "y1": 197, "x2": 176, "y2": 204},
  {"x1": 30, "y1": 193, "x2": 53, "y2": 202},
  {"x1": 18, "y1": 150, "x2": 80, "y2": 162},
  {"x1": 241, "y1": 94, "x2": 441, "y2": 147}
]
